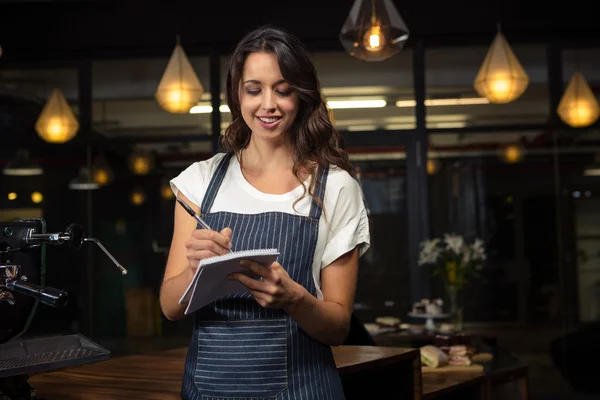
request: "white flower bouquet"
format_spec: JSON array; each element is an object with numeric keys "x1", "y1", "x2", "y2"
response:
[
  {"x1": 418, "y1": 233, "x2": 487, "y2": 329},
  {"x1": 418, "y1": 233, "x2": 487, "y2": 290}
]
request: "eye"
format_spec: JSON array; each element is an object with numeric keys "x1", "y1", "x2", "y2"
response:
[
  {"x1": 246, "y1": 89, "x2": 260, "y2": 95},
  {"x1": 277, "y1": 90, "x2": 292, "y2": 96}
]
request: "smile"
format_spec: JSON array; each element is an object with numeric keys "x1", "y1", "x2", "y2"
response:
[
  {"x1": 257, "y1": 116, "x2": 281, "y2": 123},
  {"x1": 256, "y1": 116, "x2": 282, "y2": 129}
]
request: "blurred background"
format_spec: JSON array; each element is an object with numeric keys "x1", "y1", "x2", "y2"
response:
[{"x1": 1, "y1": 1, "x2": 599, "y2": 399}]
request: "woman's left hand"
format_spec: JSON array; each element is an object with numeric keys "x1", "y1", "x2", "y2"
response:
[{"x1": 228, "y1": 260, "x2": 305, "y2": 310}]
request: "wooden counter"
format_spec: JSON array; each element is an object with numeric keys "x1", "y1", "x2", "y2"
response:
[
  {"x1": 422, "y1": 371, "x2": 485, "y2": 399},
  {"x1": 28, "y1": 346, "x2": 424, "y2": 400}
]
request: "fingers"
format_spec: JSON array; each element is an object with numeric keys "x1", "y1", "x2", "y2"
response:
[
  {"x1": 191, "y1": 228, "x2": 232, "y2": 249},
  {"x1": 186, "y1": 238, "x2": 230, "y2": 256},
  {"x1": 221, "y1": 227, "x2": 233, "y2": 241},
  {"x1": 239, "y1": 260, "x2": 277, "y2": 282},
  {"x1": 186, "y1": 227, "x2": 232, "y2": 258},
  {"x1": 187, "y1": 249, "x2": 223, "y2": 263},
  {"x1": 251, "y1": 291, "x2": 274, "y2": 307},
  {"x1": 230, "y1": 272, "x2": 264, "y2": 291}
]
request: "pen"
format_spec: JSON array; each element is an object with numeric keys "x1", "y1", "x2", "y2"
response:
[{"x1": 176, "y1": 197, "x2": 213, "y2": 231}]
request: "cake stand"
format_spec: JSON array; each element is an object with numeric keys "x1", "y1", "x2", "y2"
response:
[{"x1": 407, "y1": 312, "x2": 450, "y2": 332}]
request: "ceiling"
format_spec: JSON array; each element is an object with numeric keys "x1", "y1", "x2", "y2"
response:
[
  {"x1": 0, "y1": 0, "x2": 600, "y2": 169},
  {"x1": 0, "y1": 0, "x2": 599, "y2": 63}
]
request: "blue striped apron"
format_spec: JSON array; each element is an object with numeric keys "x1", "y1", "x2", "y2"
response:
[{"x1": 181, "y1": 152, "x2": 346, "y2": 400}]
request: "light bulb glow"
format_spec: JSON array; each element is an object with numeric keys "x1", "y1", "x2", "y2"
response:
[
  {"x1": 503, "y1": 145, "x2": 522, "y2": 163},
  {"x1": 363, "y1": 25, "x2": 385, "y2": 52},
  {"x1": 94, "y1": 169, "x2": 110, "y2": 185},
  {"x1": 427, "y1": 159, "x2": 440, "y2": 175},
  {"x1": 558, "y1": 72, "x2": 600, "y2": 128},
  {"x1": 491, "y1": 76, "x2": 511, "y2": 97},
  {"x1": 161, "y1": 184, "x2": 174, "y2": 200},
  {"x1": 133, "y1": 158, "x2": 150, "y2": 175},
  {"x1": 31, "y1": 192, "x2": 43, "y2": 203},
  {"x1": 35, "y1": 88, "x2": 79, "y2": 143},
  {"x1": 131, "y1": 191, "x2": 145, "y2": 206},
  {"x1": 164, "y1": 84, "x2": 193, "y2": 113}
]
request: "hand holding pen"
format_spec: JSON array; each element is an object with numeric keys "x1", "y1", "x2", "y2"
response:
[{"x1": 176, "y1": 197, "x2": 233, "y2": 272}]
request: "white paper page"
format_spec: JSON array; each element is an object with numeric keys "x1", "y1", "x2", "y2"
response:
[
  {"x1": 183, "y1": 250, "x2": 279, "y2": 315},
  {"x1": 179, "y1": 265, "x2": 204, "y2": 305}
]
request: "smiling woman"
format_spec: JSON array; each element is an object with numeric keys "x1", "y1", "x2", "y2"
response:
[{"x1": 161, "y1": 25, "x2": 371, "y2": 400}]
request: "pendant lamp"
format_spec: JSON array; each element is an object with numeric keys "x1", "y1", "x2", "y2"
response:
[
  {"x1": 500, "y1": 143, "x2": 524, "y2": 164},
  {"x1": 35, "y1": 88, "x2": 80, "y2": 143},
  {"x1": 130, "y1": 186, "x2": 146, "y2": 206},
  {"x1": 155, "y1": 39, "x2": 204, "y2": 113},
  {"x1": 91, "y1": 153, "x2": 114, "y2": 185},
  {"x1": 2, "y1": 149, "x2": 43, "y2": 176},
  {"x1": 339, "y1": 0, "x2": 409, "y2": 62},
  {"x1": 474, "y1": 30, "x2": 529, "y2": 104},
  {"x1": 557, "y1": 72, "x2": 600, "y2": 128},
  {"x1": 69, "y1": 167, "x2": 100, "y2": 190},
  {"x1": 128, "y1": 148, "x2": 155, "y2": 175}
]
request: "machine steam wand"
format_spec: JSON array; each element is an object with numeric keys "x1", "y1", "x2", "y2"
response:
[{"x1": 25, "y1": 223, "x2": 127, "y2": 275}]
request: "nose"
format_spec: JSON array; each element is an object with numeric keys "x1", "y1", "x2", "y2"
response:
[{"x1": 261, "y1": 91, "x2": 276, "y2": 112}]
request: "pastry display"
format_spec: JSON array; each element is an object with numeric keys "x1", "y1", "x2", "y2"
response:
[
  {"x1": 420, "y1": 344, "x2": 484, "y2": 369},
  {"x1": 411, "y1": 298, "x2": 444, "y2": 315},
  {"x1": 408, "y1": 324, "x2": 425, "y2": 334},
  {"x1": 438, "y1": 323, "x2": 456, "y2": 333},
  {"x1": 420, "y1": 345, "x2": 449, "y2": 368},
  {"x1": 374, "y1": 316, "x2": 401, "y2": 328},
  {"x1": 447, "y1": 345, "x2": 473, "y2": 366}
]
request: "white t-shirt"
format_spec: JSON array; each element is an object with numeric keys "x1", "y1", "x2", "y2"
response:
[{"x1": 170, "y1": 153, "x2": 370, "y2": 300}]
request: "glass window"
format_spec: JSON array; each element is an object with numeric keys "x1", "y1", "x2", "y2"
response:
[
  {"x1": 426, "y1": 44, "x2": 549, "y2": 129},
  {"x1": 92, "y1": 56, "x2": 211, "y2": 137},
  {"x1": 312, "y1": 50, "x2": 415, "y2": 131},
  {"x1": 563, "y1": 47, "x2": 600, "y2": 323},
  {"x1": 353, "y1": 157, "x2": 410, "y2": 321}
]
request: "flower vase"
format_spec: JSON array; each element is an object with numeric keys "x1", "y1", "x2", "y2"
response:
[{"x1": 447, "y1": 284, "x2": 463, "y2": 332}]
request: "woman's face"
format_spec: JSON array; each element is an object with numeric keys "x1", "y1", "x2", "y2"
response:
[{"x1": 239, "y1": 52, "x2": 299, "y2": 143}]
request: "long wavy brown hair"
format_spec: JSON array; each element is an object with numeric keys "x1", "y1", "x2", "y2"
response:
[{"x1": 220, "y1": 25, "x2": 355, "y2": 213}]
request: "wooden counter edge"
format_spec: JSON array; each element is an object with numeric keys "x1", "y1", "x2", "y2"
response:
[{"x1": 331, "y1": 345, "x2": 420, "y2": 374}]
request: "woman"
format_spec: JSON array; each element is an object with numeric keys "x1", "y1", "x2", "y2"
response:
[{"x1": 160, "y1": 25, "x2": 370, "y2": 400}]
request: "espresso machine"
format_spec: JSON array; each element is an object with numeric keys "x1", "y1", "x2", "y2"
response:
[{"x1": 0, "y1": 218, "x2": 127, "y2": 400}]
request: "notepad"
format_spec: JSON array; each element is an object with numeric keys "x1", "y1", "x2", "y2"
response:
[{"x1": 179, "y1": 248, "x2": 280, "y2": 315}]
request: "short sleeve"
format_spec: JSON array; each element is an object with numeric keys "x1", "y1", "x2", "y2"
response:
[
  {"x1": 320, "y1": 171, "x2": 371, "y2": 269},
  {"x1": 169, "y1": 154, "x2": 226, "y2": 210}
]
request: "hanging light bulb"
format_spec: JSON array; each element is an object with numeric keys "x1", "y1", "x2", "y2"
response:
[
  {"x1": 2, "y1": 149, "x2": 43, "y2": 176},
  {"x1": 474, "y1": 31, "x2": 529, "y2": 104},
  {"x1": 31, "y1": 192, "x2": 43, "y2": 204},
  {"x1": 160, "y1": 180, "x2": 174, "y2": 200},
  {"x1": 339, "y1": 0, "x2": 409, "y2": 62},
  {"x1": 35, "y1": 88, "x2": 80, "y2": 143},
  {"x1": 427, "y1": 159, "x2": 441, "y2": 175},
  {"x1": 91, "y1": 153, "x2": 114, "y2": 185},
  {"x1": 155, "y1": 38, "x2": 204, "y2": 113},
  {"x1": 69, "y1": 168, "x2": 101, "y2": 190},
  {"x1": 557, "y1": 72, "x2": 600, "y2": 128},
  {"x1": 363, "y1": 24, "x2": 385, "y2": 52},
  {"x1": 128, "y1": 149, "x2": 155, "y2": 175},
  {"x1": 130, "y1": 186, "x2": 146, "y2": 206},
  {"x1": 501, "y1": 143, "x2": 524, "y2": 163}
]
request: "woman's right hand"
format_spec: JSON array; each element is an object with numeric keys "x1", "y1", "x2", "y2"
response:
[{"x1": 185, "y1": 227, "x2": 232, "y2": 274}]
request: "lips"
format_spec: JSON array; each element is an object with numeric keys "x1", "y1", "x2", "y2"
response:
[{"x1": 256, "y1": 116, "x2": 282, "y2": 130}]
